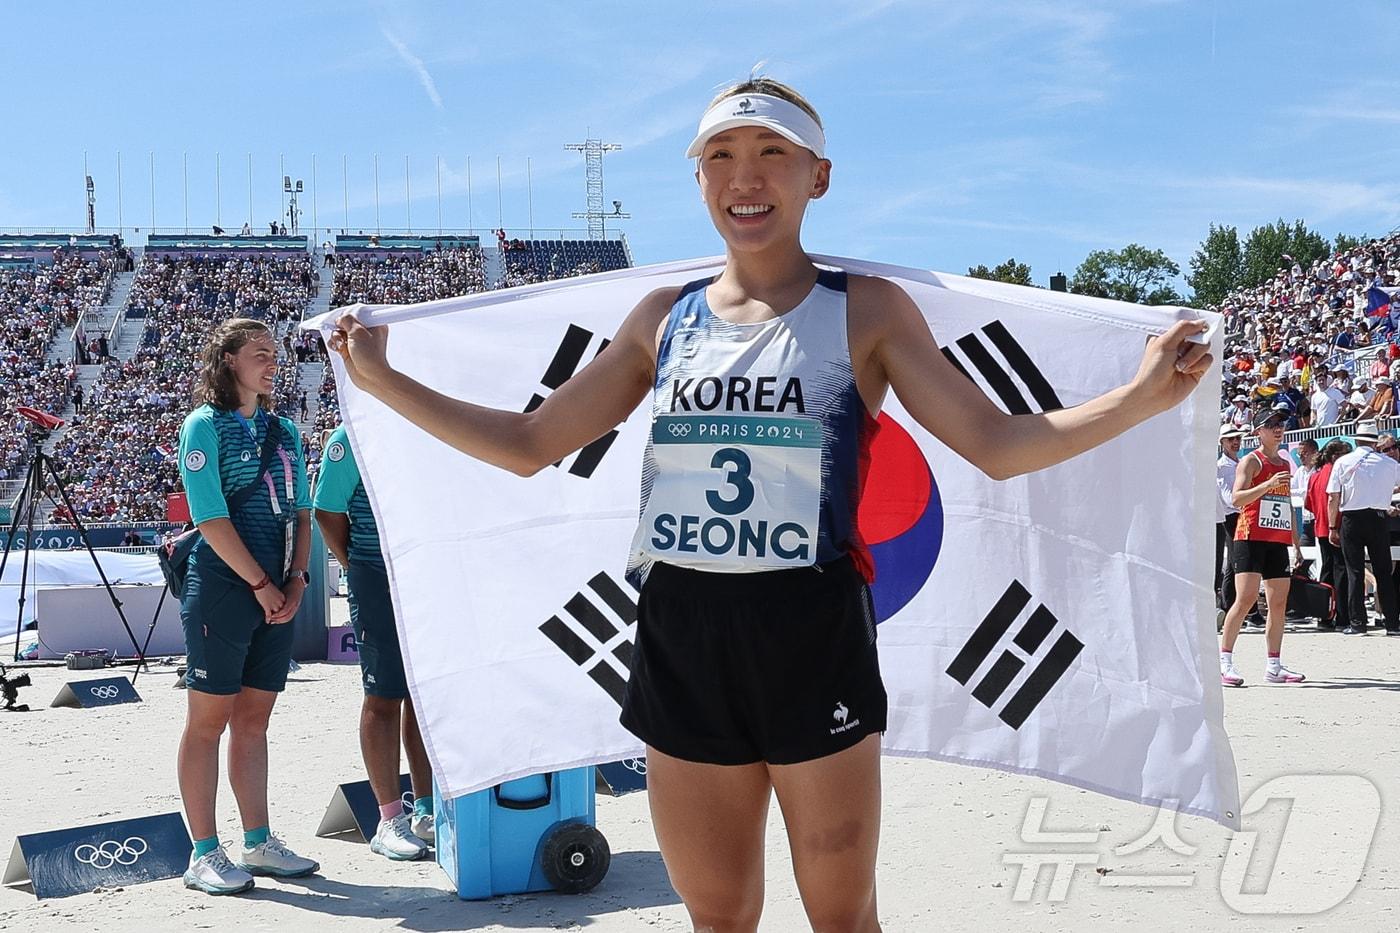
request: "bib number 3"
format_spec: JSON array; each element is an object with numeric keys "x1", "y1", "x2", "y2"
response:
[
  {"x1": 707, "y1": 448, "x2": 755, "y2": 515},
  {"x1": 638, "y1": 413, "x2": 822, "y2": 569}
]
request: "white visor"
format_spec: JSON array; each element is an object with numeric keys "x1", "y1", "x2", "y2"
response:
[{"x1": 685, "y1": 92, "x2": 826, "y2": 159}]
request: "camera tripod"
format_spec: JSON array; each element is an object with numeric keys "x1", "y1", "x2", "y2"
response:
[{"x1": 0, "y1": 435, "x2": 147, "y2": 674}]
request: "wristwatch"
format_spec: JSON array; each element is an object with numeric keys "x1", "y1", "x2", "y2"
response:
[{"x1": 289, "y1": 569, "x2": 312, "y2": 585}]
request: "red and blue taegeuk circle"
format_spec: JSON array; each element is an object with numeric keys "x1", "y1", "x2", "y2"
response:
[{"x1": 858, "y1": 412, "x2": 944, "y2": 621}]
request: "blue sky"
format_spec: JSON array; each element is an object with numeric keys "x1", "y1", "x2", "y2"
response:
[{"x1": 3, "y1": 0, "x2": 1399, "y2": 290}]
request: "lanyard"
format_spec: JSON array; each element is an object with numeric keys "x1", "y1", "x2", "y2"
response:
[
  {"x1": 232, "y1": 410, "x2": 295, "y2": 515},
  {"x1": 232, "y1": 409, "x2": 265, "y2": 453}
]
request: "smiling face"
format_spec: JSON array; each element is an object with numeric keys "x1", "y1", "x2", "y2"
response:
[
  {"x1": 695, "y1": 125, "x2": 830, "y2": 255},
  {"x1": 224, "y1": 330, "x2": 278, "y2": 403}
]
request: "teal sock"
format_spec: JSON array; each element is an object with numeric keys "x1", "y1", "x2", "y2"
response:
[
  {"x1": 413, "y1": 796, "x2": 433, "y2": 818},
  {"x1": 243, "y1": 826, "x2": 269, "y2": 848},
  {"x1": 193, "y1": 835, "x2": 220, "y2": 858}
]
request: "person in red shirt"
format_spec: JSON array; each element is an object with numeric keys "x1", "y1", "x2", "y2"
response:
[
  {"x1": 1306, "y1": 439, "x2": 1355, "y2": 631},
  {"x1": 1220, "y1": 409, "x2": 1306, "y2": 686}
]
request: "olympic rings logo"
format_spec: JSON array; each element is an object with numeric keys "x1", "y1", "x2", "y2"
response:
[
  {"x1": 74, "y1": 837, "x2": 148, "y2": 869},
  {"x1": 90, "y1": 685, "x2": 121, "y2": 699},
  {"x1": 622, "y1": 758, "x2": 647, "y2": 776},
  {"x1": 667, "y1": 423, "x2": 693, "y2": 437}
]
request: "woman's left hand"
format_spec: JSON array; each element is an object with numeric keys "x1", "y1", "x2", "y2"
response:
[
  {"x1": 269, "y1": 578, "x2": 306, "y2": 623},
  {"x1": 1127, "y1": 319, "x2": 1215, "y2": 416}
]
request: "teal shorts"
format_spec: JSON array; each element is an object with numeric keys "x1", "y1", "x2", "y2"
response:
[
  {"x1": 181, "y1": 568, "x2": 295, "y2": 695},
  {"x1": 348, "y1": 562, "x2": 409, "y2": 699}
]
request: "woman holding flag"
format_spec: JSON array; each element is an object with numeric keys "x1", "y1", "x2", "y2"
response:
[{"x1": 331, "y1": 75, "x2": 1213, "y2": 932}]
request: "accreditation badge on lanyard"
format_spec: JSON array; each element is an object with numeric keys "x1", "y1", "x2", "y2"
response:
[
  {"x1": 639, "y1": 413, "x2": 822, "y2": 569},
  {"x1": 234, "y1": 411, "x2": 297, "y2": 577}
]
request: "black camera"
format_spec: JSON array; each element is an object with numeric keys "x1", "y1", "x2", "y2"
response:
[{"x1": 0, "y1": 663, "x2": 31, "y2": 712}]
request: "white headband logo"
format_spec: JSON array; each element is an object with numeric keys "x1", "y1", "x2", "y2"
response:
[{"x1": 735, "y1": 98, "x2": 755, "y2": 115}]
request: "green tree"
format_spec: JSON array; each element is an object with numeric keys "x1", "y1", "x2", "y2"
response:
[
  {"x1": 967, "y1": 257, "x2": 1035, "y2": 287},
  {"x1": 1240, "y1": 218, "x2": 1331, "y2": 288},
  {"x1": 1334, "y1": 232, "x2": 1370, "y2": 253},
  {"x1": 1069, "y1": 244, "x2": 1183, "y2": 305},
  {"x1": 1186, "y1": 224, "x2": 1243, "y2": 308}
]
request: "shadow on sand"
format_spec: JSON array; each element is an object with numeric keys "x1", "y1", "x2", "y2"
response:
[{"x1": 244, "y1": 849, "x2": 679, "y2": 930}]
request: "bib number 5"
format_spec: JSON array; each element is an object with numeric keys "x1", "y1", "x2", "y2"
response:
[{"x1": 706, "y1": 448, "x2": 755, "y2": 515}]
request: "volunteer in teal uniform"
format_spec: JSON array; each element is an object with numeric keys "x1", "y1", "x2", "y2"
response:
[
  {"x1": 314, "y1": 423, "x2": 435, "y2": 861},
  {"x1": 176, "y1": 318, "x2": 319, "y2": 895}
]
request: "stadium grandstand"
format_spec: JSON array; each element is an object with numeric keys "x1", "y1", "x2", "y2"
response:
[
  {"x1": 8, "y1": 217, "x2": 1400, "y2": 532},
  {"x1": 1219, "y1": 231, "x2": 1400, "y2": 434},
  {"x1": 0, "y1": 228, "x2": 632, "y2": 531}
]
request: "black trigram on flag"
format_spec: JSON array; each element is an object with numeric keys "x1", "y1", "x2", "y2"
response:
[
  {"x1": 524, "y1": 324, "x2": 617, "y2": 478},
  {"x1": 941, "y1": 320, "x2": 1064, "y2": 414},
  {"x1": 537, "y1": 571, "x2": 638, "y2": 706},
  {"x1": 946, "y1": 580, "x2": 1083, "y2": 729}
]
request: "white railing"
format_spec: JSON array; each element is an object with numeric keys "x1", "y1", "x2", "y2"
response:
[{"x1": 67, "y1": 307, "x2": 88, "y2": 363}]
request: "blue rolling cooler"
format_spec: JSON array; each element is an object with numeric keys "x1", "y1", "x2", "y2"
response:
[{"x1": 435, "y1": 767, "x2": 610, "y2": 899}]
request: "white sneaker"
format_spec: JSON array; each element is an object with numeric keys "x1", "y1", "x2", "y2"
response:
[
  {"x1": 1265, "y1": 664, "x2": 1305, "y2": 684},
  {"x1": 370, "y1": 814, "x2": 429, "y2": 861},
  {"x1": 235, "y1": 834, "x2": 319, "y2": 877},
  {"x1": 410, "y1": 811, "x2": 435, "y2": 846},
  {"x1": 183, "y1": 846, "x2": 255, "y2": 895}
]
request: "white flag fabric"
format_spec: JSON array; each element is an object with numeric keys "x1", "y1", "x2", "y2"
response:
[{"x1": 304, "y1": 255, "x2": 1241, "y2": 828}]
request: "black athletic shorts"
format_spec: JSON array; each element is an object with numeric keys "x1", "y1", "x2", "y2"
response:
[
  {"x1": 348, "y1": 561, "x2": 409, "y2": 699},
  {"x1": 1231, "y1": 540, "x2": 1290, "y2": 580},
  {"x1": 620, "y1": 554, "x2": 888, "y2": 766}
]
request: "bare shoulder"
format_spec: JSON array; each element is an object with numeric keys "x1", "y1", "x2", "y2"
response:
[
  {"x1": 846, "y1": 272, "x2": 918, "y2": 312},
  {"x1": 633, "y1": 284, "x2": 684, "y2": 321},
  {"x1": 845, "y1": 272, "x2": 928, "y2": 351},
  {"x1": 621, "y1": 285, "x2": 684, "y2": 352}
]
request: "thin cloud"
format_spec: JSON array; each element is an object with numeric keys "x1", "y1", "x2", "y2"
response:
[{"x1": 381, "y1": 28, "x2": 445, "y2": 112}]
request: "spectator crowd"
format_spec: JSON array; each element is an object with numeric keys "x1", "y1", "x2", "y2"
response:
[
  {"x1": 0, "y1": 239, "x2": 635, "y2": 524},
  {"x1": 1220, "y1": 233, "x2": 1400, "y2": 431},
  {"x1": 330, "y1": 247, "x2": 487, "y2": 306},
  {"x1": 47, "y1": 254, "x2": 315, "y2": 522},
  {"x1": 0, "y1": 253, "x2": 114, "y2": 484}
]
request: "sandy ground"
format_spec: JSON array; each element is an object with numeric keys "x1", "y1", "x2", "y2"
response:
[{"x1": 1, "y1": 598, "x2": 1398, "y2": 932}]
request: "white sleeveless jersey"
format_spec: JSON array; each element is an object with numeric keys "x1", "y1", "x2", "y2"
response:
[{"x1": 627, "y1": 270, "x2": 880, "y2": 584}]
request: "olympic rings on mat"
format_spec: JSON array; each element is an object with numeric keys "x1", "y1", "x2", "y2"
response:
[{"x1": 73, "y1": 837, "x2": 148, "y2": 869}]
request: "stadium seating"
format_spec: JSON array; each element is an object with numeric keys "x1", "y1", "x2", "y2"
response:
[
  {"x1": 1220, "y1": 232, "x2": 1400, "y2": 426},
  {"x1": 0, "y1": 252, "x2": 115, "y2": 484},
  {"x1": 500, "y1": 239, "x2": 628, "y2": 286},
  {"x1": 48, "y1": 254, "x2": 314, "y2": 522},
  {"x1": 331, "y1": 245, "x2": 487, "y2": 306}
]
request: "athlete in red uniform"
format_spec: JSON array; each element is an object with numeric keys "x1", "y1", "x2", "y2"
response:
[{"x1": 1220, "y1": 408, "x2": 1305, "y2": 686}]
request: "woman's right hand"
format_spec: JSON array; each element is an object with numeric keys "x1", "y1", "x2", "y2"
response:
[
  {"x1": 329, "y1": 313, "x2": 392, "y2": 391},
  {"x1": 254, "y1": 582, "x2": 287, "y2": 622}
]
